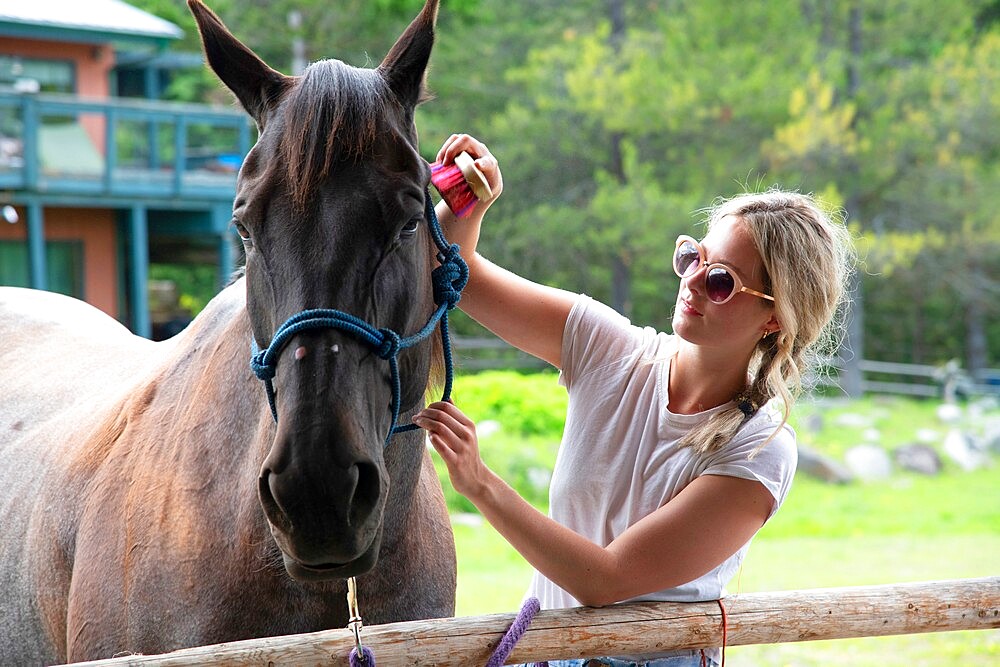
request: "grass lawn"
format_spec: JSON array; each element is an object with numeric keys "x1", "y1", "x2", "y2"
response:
[
  {"x1": 444, "y1": 377, "x2": 999, "y2": 663},
  {"x1": 450, "y1": 462, "x2": 1000, "y2": 664}
]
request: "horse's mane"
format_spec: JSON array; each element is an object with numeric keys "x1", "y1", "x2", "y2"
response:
[{"x1": 281, "y1": 60, "x2": 394, "y2": 212}]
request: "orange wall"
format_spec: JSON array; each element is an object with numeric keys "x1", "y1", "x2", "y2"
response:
[
  {"x1": 3, "y1": 37, "x2": 114, "y2": 147},
  {"x1": 0, "y1": 207, "x2": 119, "y2": 318}
]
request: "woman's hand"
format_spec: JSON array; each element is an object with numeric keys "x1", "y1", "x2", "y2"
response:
[
  {"x1": 413, "y1": 401, "x2": 493, "y2": 500},
  {"x1": 435, "y1": 133, "x2": 503, "y2": 208},
  {"x1": 433, "y1": 134, "x2": 503, "y2": 261}
]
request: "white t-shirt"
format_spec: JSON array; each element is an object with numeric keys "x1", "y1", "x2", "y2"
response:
[{"x1": 527, "y1": 294, "x2": 797, "y2": 612}]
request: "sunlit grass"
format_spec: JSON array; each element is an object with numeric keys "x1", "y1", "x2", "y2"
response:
[
  {"x1": 452, "y1": 521, "x2": 999, "y2": 664},
  {"x1": 445, "y1": 375, "x2": 1000, "y2": 663}
]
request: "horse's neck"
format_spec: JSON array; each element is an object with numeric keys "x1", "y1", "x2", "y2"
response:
[
  {"x1": 102, "y1": 280, "x2": 269, "y2": 505},
  {"x1": 158, "y1": 278, "x2": 268, "y2": 455}
]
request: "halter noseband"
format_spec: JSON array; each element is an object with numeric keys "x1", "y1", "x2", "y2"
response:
[{"x1": 249, "y1": 188, "x2": 468, "y2": 445}]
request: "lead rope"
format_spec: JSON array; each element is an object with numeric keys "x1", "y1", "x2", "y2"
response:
[
  {"x1": 344, "y1": 589, "x2": 720, "y2": 666},
  {"x1": 345, "y1": 591, "x2": 543, "y2": 666},
  {"x1": 485, "y1": 597, "x2": 543, "y2": 667}
]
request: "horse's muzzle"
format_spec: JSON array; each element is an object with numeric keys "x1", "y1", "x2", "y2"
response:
[
  {"x1": 278, "y1": 530, "x2": 382, "y2": 581},
  {"x1": 257, "y1": 460, "x2": 386, "y2": 581}
]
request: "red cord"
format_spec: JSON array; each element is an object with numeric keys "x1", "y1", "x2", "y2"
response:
[
  {"x1": 717, "y1": 598, "x2": 728, "y2": 667},
  {"x1": 701, "y1": 599, "x2": 728, "y2": 667}
]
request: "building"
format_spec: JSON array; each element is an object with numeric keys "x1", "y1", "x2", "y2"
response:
[{"x1": 0, "y1": 0, "x2": 251, "y2": 337}]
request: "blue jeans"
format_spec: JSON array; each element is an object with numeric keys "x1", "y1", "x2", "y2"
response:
[{"x1": 520, "y1": 655, "x2": 719, "y2": 667}]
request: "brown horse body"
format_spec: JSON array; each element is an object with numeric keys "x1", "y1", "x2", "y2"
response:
[{"x1": 0, "y1": 1, "x2": 456, "y2": 663}]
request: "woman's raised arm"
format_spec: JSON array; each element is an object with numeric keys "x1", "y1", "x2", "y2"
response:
[{"x1": 434, "y1": 134, "x2": 576, "y2": 368}]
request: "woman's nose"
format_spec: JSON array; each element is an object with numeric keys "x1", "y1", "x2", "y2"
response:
[{"x1": 684, "y1": 261, "x2": 708, "y2": 292}]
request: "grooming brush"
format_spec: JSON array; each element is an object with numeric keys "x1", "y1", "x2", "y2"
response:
[{"x1": 430, "y1": 151, "x2": 493, "y2": 218}]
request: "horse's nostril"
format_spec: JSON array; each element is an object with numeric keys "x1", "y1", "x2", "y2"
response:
[
  {"x1": 258, "y1": 470, "x2": 294, "y2": 534},
  {"x1": 349, "y1": 462, "x2": 380, "y2": 528}
]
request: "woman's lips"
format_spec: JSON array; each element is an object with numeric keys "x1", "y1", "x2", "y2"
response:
[{"x1": 681, "y1": 298, "x2": 703, "y2": 316}]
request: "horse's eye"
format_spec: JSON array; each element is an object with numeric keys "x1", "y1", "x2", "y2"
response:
[
  {"x1": 233, "y1": 220, "x2": 252, "y2": 242},
  {"x1": 399, "y1": 215, "x2": 421, "y2": 239}
]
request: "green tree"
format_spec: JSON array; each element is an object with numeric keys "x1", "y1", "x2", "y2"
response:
[
  {"x1": 128, "y1": 0, "x2": 1000, "y2": 369},
  {"x1": 480, "y1": 2, "x2": 820, "y2": 327},
  {"x1": 765, "y1": 0, "x2": 1000, "y2": 376}
]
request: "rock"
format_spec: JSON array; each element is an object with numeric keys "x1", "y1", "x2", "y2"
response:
[
  {"x1": 971, "y1": 395, "x2": 998, "y2": 413},
  {"x1": 893, "y1": 444, "x2": 943, "y2": 476},
  {"x1": 915, "y1": 428, "x2": 941, "y2": 444},
  {"x1": 986, "y1": 427, "x2": 1000, "y2": 456},
  {"x1": 936, "y1": 403, "x2": 963, "y2": 425},
  {"x1": 526, "y1": 466, "x2": 551, "y2": 492},
  {"x1": 844, "y1": 445, "x2": 893, "y2": 481},
  {"x1": 834, "y1": 412, "x2": 872, "y2": 428},
  {"x1": 450, "y1": 513, "x2": 483, "y2": 527},
  {"x1": 477, "y1": 419, "x2": 501, "y2": 438},
  {"x1": 978, "y1": 417, "x2": 1000, "y2": 455},
  {"x1": 802, "y1": 412, "x2": 824, "y2": 435},
  {"x1": 797, "y1": 446, "x2": 853, "y2": 484},
  {"x1": 943, "y1": 428, "x2": 988, "y2": 471}
]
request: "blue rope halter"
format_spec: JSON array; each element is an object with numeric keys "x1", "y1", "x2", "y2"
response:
[{"x1": 249, "y1": 188, "x2": 467, "y2": 444}]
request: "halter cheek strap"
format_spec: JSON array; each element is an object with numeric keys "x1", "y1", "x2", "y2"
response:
[{"x1": 249, "y1": 188, "x2": 467, "y2": 445}]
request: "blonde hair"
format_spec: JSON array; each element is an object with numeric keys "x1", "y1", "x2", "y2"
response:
[{"x1": 678, "y1": 189, "x2": 856, "y2": 453}]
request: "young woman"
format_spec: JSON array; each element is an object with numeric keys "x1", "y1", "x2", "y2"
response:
[{"x1": 414, "y1": 134, "x2": 855, "y2": 667}]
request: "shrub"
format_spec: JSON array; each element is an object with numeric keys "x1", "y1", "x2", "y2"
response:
[
  {"x1": 450, "y1": 370, "x2": 567, "y2": 438},
  {"x1": 430, "y1": 371, "x2": 567, "y2": 513}
]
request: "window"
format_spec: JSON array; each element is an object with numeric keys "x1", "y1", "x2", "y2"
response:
[
  {"x1": 0, "y1": 56, "x2": 75, "y2": 93},
  {"x1": 0, "y1": 240, "x2": 85, "y2": 298}
]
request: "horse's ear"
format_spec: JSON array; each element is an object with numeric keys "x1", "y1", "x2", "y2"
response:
[
  {"x1": 378, "y1": 0, "x2": 439, "y2": 108},
  {"x1": 188, "y1": 0, "x2": 291, "y2": 126}
]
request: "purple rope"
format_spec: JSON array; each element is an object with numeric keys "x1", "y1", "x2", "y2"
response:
[
  {"x1": 349, "y1": 646, "x2": 376, "y2": 666},
  {"x1": 485, "y1": 597, "x2": 544, "y2": 667}
]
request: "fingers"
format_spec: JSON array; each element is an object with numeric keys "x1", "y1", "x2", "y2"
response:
[
  {"x1": 413, "y1": 400, "x2": 487, "y2": 499},
  {"x1": 425, "y1": 400, "x2": 476, "y2": 429},
  {"x1": 436, "y1": 133, "x2": 487, "y2": 163},
  {"x1": 414, "y1": 405, "x2": 469, "y2": 443},
  {"x1": 472, "y1": 153, "x2": 502, "y2": 200},
  {"x1": 425, "y1": 430, "x2": 459, "y2": 467}
]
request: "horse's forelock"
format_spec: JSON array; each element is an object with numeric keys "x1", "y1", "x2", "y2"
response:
[{"x1": 280, "y1": 60, "x2": 395, "y2": 212}]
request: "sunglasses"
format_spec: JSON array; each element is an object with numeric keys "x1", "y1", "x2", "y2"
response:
[{"x1": 673, "y1": 235, "x2": 775, "y2": 305}]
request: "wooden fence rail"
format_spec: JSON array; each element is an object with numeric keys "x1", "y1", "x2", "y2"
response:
[{"x1": 68, "y1": 576, "x2": 999, "y2": 667}]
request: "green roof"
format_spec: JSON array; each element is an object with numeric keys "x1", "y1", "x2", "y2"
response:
[{"x1": 0, "y1": 0, "x2": 182, "y2": 46}]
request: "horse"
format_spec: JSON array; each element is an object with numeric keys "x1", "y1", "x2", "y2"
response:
[{"x1": 0, "y1": 0, "x2": 458, "y2": 662}]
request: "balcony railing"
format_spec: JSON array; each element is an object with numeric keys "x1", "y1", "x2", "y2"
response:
[{"x1": 0, "y1": 91, "x2": 253, "y2": 201}]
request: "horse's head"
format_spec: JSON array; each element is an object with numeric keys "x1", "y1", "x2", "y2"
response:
[{"x1": 189, "y1": 0, "x2": 443, "y2": 581}]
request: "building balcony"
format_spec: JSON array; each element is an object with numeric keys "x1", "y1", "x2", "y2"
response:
[{"x1": 0, "y1": 90, "x2": 252, "y2": 205}]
